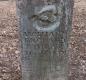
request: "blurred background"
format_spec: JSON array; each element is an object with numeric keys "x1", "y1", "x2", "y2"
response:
[{"x1": 0, "y1": 0, "x2": 86, "y2": 80}]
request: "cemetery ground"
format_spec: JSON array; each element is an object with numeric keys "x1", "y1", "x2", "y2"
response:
[{"x1": 0, "y1": 0, "x2": 86, "y2": 80}]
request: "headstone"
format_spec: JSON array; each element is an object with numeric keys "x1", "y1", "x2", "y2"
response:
[{"x1": 16, "y1": 0, "x2": 74, "y2": 80}]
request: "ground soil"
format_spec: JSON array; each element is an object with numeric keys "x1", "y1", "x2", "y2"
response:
[{"x1": 0, "y1": 0, "x2": 86, "y2": 80}]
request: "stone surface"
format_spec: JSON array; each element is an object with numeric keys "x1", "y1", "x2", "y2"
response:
[{"x1": 17, "y1": 0, "x2": 74, "y2": 80}]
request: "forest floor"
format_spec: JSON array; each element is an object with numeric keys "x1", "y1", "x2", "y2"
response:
[{"x1": 0, "y1": 0, "x2": 86, "y2": 80}]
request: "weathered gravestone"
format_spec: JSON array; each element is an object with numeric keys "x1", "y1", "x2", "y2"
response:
[{"x1": 16, "y1": 0, "x2": 74, "y2": 80}]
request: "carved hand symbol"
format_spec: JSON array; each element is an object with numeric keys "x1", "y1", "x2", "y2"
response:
[
  {"x1": 31, "y1": 5, "x2": 63, "y2": 32},
  {"x1": 31, "y1": 11, "x2": 58, "y2": 24}
]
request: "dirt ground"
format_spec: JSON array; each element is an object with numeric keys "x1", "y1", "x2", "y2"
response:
[
  {"x1": 0, "y1": 1, "x2": 21, "y2": 80},
  {"x1": 0, "y1": 0, "x2": 86, "y2": 80}
]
